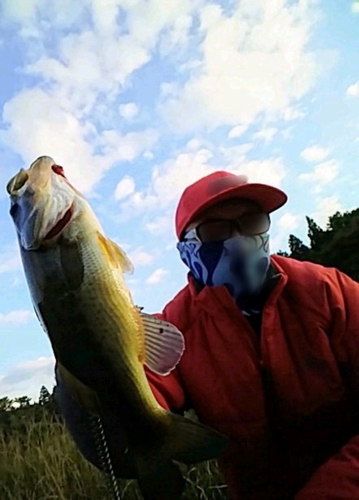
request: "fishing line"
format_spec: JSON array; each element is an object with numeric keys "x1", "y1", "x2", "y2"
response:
[{"x1": 89, "y1": 414, "x2": 122, "y2": 500}]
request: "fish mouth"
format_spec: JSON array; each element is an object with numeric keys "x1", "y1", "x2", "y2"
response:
[{"x1": 44, "y1": 203, "x2": 75, "y2": 241}]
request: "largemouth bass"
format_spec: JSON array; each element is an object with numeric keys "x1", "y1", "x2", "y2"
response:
[{"x1": 7, "y1": 156, "x2": 228, "y2": 499}]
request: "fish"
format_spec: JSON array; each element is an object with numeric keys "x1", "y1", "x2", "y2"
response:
[{"x1": 6, "y1": 156, "x2": 228, "y2": 499}]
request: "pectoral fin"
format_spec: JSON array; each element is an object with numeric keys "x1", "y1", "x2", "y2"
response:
[{"x1": 140, "y1": 312, "x2": 185, "y2": 375}]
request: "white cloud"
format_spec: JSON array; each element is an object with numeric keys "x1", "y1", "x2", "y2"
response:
[
  {"x1": 0, "y1": 356, "x2": 55, "y2": 400},
  {"x1": 1, "y1": 88, "x2": 158, "y2": 194},
  {"x1": 120, "y1": 144, "x2": 287, "y2": 228},
  {"x1": 145, "y1": 214, "x2": 173, "y2": 235},
  {"x1": 0, "y1": 0, "x2": 86, "y2": 35},
  {"x1": 99, "y1": 129, "x2": 158, "y2": 161},
  {"x1": 119, "y1": 102, "x2": 139, "y2": 120},
  {"x1": 253, "y1": 128, "x2": 278, "y2": 143},
  {"x1": 282, "y1": 106, "x2": 306, "y2": 121},
  {"x1": 143, "y1": 151, "x2": 155, "y2": 160},
  {"x1": 1, "y1": 0, "x2": 38, "y2": 19},
  {"x1": 228, "y1": 125, "x2": 248, "y2": 139},
  {"x1": 26, "y1": 31, "x2": 146, "y2": 110},
  {"x1": 0, "y1": 0, "x2": 201, "y2": 195},
  {"x1": 1, "y1": 0, "x2": 203, "y2": 57},
  {"x1": 300, "y1": 145, "x2": 331, "y2": 162},
  {"x1": 186, "y1": 138, "x2": 204, "y2": 151},
  {"x1": 128, "y1": 247, "x2": 155, "y2": 267},
  {"x1": 161, "y1": 0, "x2": 320, "y2": 132},
  {"x1": 23, "y1": 33, "x2": 139, "y2": 110},
  {"x1": 270, "y1": 233, "x2": 287, "y2": 254},
  {"x1": 146, "y1": 268, "x2": 168, "y2": 284},
  {"x1": 346, "y1": 81, "x2": 359, "y2": 97},
  {"x1": 11, "y1": 0, "x2": 202, "y2": 116},
  {"x1": 115, "y1": 175, "x2": 136, "y2": 200},
  {"x1": 310, "y1": 196, "x2": 345, "y2": 227},
  {"x1": 277, "y1": 212, "x2": 300, "y2": 232},
  {"x1": 121, "y1": 0, "x2": 201, "y2": 49},
  {"x1": 220, "y1": 144, "x2": 254, "y2": 163},
  {"x1": 121, "y1": 148, "x2": 218, "y2": 214},
  {"x1": 158, "y1": 11, "x2": 195, "y2": 57},
  {"x1": 270, "y1": 212, "x2": 301, "y2": 254},
  {"x1": 298, "y1": 159, "x2": 340, "y2": 191},
  {"x1": 351, "y1": 2, "x2": 359, "y2": 14},
  {"x1": 231, "y1": 157, "x2": 287, "y2": 188},
  {"x1": 0, "y1": 310, "x2": 35, "y2": 326},
  {"x1": 158, "y1": 149, "x2": 213, "y2": 198}
]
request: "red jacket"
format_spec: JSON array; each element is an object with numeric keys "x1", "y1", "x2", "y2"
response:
[{"x1": 145, "y1": 255, "x2": 359, "y2": 499}]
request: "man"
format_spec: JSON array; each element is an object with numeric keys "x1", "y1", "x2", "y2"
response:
[{"x1": 56, "y1": 171, "x2": 359, "y2": 499}]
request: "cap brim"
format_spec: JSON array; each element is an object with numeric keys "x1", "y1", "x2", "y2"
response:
[{"x1": 184, "y1": 183, "x2": 287, "y2": 236}]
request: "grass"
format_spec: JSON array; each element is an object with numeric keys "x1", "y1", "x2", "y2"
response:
[{"x1": 0, "y1": 410, "x2": 228, "y2": 499}]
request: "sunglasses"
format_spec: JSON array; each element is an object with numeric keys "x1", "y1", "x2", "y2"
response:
[{"x1": 183, "y1": 212, "x2": 270, "y2": 243}]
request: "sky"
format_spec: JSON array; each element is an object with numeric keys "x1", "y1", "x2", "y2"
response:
[{"x1": 0, "y1": 0, "x2": 358, "y2": 402}]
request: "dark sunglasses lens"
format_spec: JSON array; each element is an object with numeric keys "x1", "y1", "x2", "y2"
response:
[
  {"x1": 198, "y1": 220, "x2": 232, "y2": 242},
  {"x1": 239, "y1": 213, "x2": 270, "y2": 235}
]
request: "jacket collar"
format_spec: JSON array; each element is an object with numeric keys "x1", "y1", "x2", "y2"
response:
[{"x1": 186, "y1": 256, "x2": 289, "y2": 317}]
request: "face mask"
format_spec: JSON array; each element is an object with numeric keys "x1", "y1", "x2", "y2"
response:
[{"x1": 177, "y1": 233, "x2": 270, "y2": 301}]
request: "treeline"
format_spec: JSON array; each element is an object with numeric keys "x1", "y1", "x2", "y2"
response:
[
  {"x1": 0, "y1": 385, "x2": 59, "y2": 439},
  {"x1": 277, "y1": 208, "x2": 359, "y2": 281}
]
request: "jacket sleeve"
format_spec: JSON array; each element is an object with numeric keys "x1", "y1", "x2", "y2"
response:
[
  {"x1": 54, "y1": 312, "x2": 187, "y2": 478},
  {"x1": 295, "y1": 269, "x2": 359, "y2": 499}
]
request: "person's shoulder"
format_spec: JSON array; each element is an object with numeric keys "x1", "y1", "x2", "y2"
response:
[
  {"x1": 161, "y1": 284, "x2": 196, "y2": 332},
  {"x1": 271, "y1": 254, "x2": 337, "y2": 285}
]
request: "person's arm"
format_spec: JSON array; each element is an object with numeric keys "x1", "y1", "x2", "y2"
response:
[
  {"x1": 54, "y1": 315, "x2": 187, "y2": 478},
  {"x1": 295, "y1": 269, "x2": 359, "y2": 499}
]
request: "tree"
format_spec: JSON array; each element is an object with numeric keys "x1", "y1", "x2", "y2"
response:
[
  {"x1": 288, "y1": 235, "x2": 310, "y2": 260},
  {"x1": 13, "y1": 396, "x2": 32, "y2": 408},
  {"x1": 278, "y1": 208, "x2": 359, "y2": 282},
  {"x1": 0, "y1": 397, "x2": 13, "y2": 412},
  {"x1": 306, "y1": 217, "x2": 327, "y2": 251},
  {"x1": 327, "y1": 209, "x2": 359, "y2": 232},
  {"x1": 39, "y1": 386, "x2": 51, "y2": 406}
]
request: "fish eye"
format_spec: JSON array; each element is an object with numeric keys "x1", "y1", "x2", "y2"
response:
[
  {"x1": 10, "y1": 202, "x2": 19, "y2": 218},
  {"x1": 52, "y1": 165, "x2": 66, "y2": 178}
]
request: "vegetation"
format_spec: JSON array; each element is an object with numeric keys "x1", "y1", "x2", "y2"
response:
[
  {"x1": 277, "y1": 208, "x2": 359, "y2": 281},
  {"x1": 0, "y1": 388, "x2": 226, "y2": 499},
  {"x1": 1, "y1": 208, "x2": 358, "y2": 499}
]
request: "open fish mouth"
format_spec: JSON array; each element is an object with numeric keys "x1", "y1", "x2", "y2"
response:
[{"x1": 44, "y1": 203, "x2": 75, "y2": 241}]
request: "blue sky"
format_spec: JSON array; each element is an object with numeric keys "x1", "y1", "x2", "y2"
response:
[{"x1": 0, "y1": 0, "x2": 358, "y2": 401}]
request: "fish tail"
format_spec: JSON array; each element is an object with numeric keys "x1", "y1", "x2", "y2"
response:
[{"x1": 135, "y1": 413, "x2": 228, "y2": 499}]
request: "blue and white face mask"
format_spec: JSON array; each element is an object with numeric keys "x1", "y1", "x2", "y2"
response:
[{"x1": 177, "y1": 234, "x2": 270, "y2": 301}]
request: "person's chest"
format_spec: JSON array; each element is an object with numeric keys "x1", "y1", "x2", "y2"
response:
[{"x1": 177, "y1": 287, "x2": 348, "y2": 441}]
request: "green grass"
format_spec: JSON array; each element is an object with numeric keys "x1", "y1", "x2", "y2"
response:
[{"x1": 0, "y1": 411, "x2": 228, "y2": 499}]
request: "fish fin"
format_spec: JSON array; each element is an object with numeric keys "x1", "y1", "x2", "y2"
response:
[
  {"x1": 57, "y1": 362, "x2": 100, "y2": 413},
  {"x1": 135, "y1": 413, "x2": 228, "y2": 498},
  {"x1": 140, "y1": 312, "x2": 185, "y2": 375},
  {"x1": 136, "y1": 456, "x2": 185, "y2": 500},
  {"x1": 97, "y1": 232, "x2": 134, "y2": 275},
  {"x1": 164, "y1": 412, "x2": 229, "y2": 464}
]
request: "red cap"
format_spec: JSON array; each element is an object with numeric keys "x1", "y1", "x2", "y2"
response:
[{"x1": 175, "y1": 171, "x2": 287, "y2": 239}]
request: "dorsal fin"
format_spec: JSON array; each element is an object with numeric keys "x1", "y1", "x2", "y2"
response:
[
  {"x1": 97, "y1": 232, "x2": 134, "y2": 274},
  {"x1": 139, "y1": 311, "x2": 185, "y2": 375}
]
